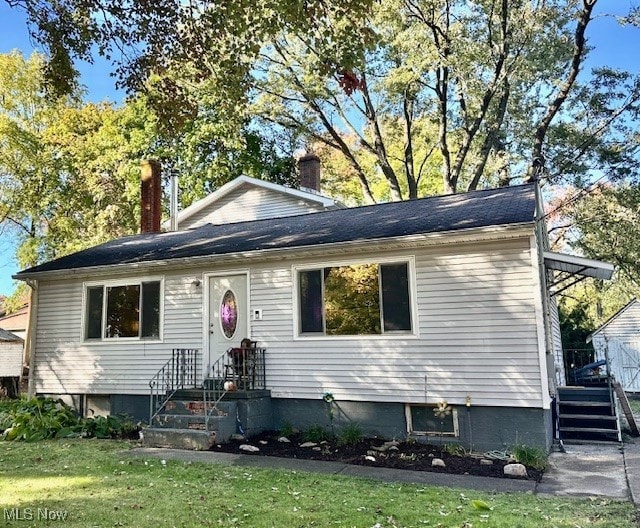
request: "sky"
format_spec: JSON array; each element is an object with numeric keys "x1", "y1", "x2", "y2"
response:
[{"x1": 0, "y1": 0, "x2": 639, "y2": 297}]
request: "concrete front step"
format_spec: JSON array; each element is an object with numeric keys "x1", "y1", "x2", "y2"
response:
[
  {"x1": 150, "y1": 399, "x2": 238, "y2": 446},
  {"x1": 142, "y1": 428, "x2": 219, "y2": 450}
]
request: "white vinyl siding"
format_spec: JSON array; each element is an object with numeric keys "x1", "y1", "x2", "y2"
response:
[
  {"x1": 249, "y1": 239, "x2": 545, "y2": 408},
  {"x1": 32, "y1": 236, "x2": 546, "y2": 408},
  {"x1": 180, "y1": 186, "x2": 326, "y2": 229},
  {"x1": 592, "y1": 300, "x2": 640, "y2": 392},
  {"x1": 33, "y1": 271, "x2": 203, "y2": 395},
  {"x1": 0, "y1": 341, "x2": 23, "y2": 377},
  {"x1": 549, "y1": 294, "x2": 565, "y2": 386}
]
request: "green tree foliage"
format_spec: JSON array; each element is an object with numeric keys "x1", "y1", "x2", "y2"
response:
[
  {"x1": 7, "y1": 0, "x2": 639, "y2": 205},
  {"x1": 0, "y1": 52, "x2": 158, "y2": 268},
  {"x1": 8, "y1": 0, "x2": 372, "y2": 105},
  {"x1": 0, "y1": 51, "x2": 297, "y2": 283},
  {"x1": 251, "y1": 0, "x2": 639, "y2": 202},
  {"x1": 550, "y1": 182, "x2": 640, "y2": 343},
  {"x1": 569, "y1": 185, "x2": 640, "y2": 287},
  {"x1": 324, "y1": 264, "x2": 381, "y2": 335}
]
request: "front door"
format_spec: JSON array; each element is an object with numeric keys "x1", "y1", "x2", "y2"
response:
[{"x1": 207, "y1": 274, "x2": 248, "y2": 376}]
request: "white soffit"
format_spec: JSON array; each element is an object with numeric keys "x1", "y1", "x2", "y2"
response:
[{"x1": 543, "y1": 251, "x2": 614, "y2": 280}]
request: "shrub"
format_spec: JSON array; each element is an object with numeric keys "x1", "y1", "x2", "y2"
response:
[
  {"x1": 512, "y1": 444, "x2": 548, "y2": 471},
  {"x1": 303, "y1": 424, "x2": 332, "y2": 443},
  {"x1": 337, "y1": 423, "x2": 363, "y2": 446},
  {"x1": 0, "y1": 397, "x2": 138, "y2": 442},
  {"x1": 278, "y1": 421, "x2": 295, "y2": 438},
  {"x1": 443, "y1": 443, "x2": 467, "y2": 456}
]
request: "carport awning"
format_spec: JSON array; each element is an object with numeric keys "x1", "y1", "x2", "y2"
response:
[{"x1": 544, "y1": 251, "x2": 614, "y2": 296}]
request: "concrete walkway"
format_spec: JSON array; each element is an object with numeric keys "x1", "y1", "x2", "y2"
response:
[
  {"x1": 537, "y1": 443, "x2": 628, "y2": 499},
  {"x1": 128, "y1": 442, "x2": 639, "y2": 500}
]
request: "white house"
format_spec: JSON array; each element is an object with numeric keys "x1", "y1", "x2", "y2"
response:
[
  {"x1": 0, "y1": 328, "x2": 24, "y2": 398},
  {"x1": 588, "y1": 299, "x2": 640, "y2": 392},
  {"x1": 14, "y1": 162, "x2": 614, "y2": 451},
  {"x1": 0, "y1": 328, "x2": 23, "y2": 378}
]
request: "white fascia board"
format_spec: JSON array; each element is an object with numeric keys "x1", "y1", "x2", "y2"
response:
[{"x1": 543, "y1": 251, "x2": 614, "y2": 280}]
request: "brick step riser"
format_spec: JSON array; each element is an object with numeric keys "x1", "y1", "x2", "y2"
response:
[
  {"x1": 152, "y1": 413, "x2": 235, "y2": 431},
  {"x1": 159, "y1": 400, "x2": 236, "y2": 416}
]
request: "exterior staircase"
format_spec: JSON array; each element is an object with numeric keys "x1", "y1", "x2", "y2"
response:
[
  {"x1": 143, "y1": 390, "x2": 238, "y2": 450},
  {"x1": 142, "y1": 347, "x2": 272, "y2": 450},
  {"x1": 557, "y1": 385, "x2": 621, "y2": 443}
]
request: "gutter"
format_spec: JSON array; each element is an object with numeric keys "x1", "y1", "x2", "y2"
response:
[
  {"x1": 13, "y1": 222, "x2": 535, "y2": 282},
  {"x1": 25, "y1": 279, "x2": 38, "y2": 398}
]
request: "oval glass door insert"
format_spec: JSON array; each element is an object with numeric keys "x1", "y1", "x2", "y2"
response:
[{"x1": 220, "y1": 290, "x2": 238, "y2": 339}]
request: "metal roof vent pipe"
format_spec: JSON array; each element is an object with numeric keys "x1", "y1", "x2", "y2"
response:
[
  {"x1": 140, "y1": 159, "x2": 162, "y2": 234},
  {"x1": 169, "y1": 167, "x2": 179, "y2": 232},
  {"x1": 298, "y1": 153, "x2": 321, "y2": 193}
]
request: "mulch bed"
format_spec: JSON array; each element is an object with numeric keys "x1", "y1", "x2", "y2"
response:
[{"x1": 213, "y1": 431, "x2": 543, "y2": 481}]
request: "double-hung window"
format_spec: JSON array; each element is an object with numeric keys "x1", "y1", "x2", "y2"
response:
[
  {"x1": 84, "y1": 279, "x2": 162, "y2": 340},
  {"x1": 297, "y1": 260, "x2": 414, "y2": 336}
]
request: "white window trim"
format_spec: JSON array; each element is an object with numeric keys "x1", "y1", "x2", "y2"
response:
[
  {"x1": 82, "y1": 276, "x2": 165, "y2": 342},
  {"x1": 292, "y1": 256, "x2": 419, "y2": 340},
  {"x1": 405, "y1": 404, "x2": 460, "y2": 437}
]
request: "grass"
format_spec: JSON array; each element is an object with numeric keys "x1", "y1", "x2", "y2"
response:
[
  {"x1": 0, "y1": 439, "x2": 636, "y2": 528},
  {"x1": 627, "y1": 396, "x2": 640, "y2": 415}
]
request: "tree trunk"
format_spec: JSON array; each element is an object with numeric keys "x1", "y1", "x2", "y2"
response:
[{"x1": 529, "y1": 0, "x2": 597, "y2": 179}]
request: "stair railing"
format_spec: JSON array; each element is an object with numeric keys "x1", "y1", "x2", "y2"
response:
[
  {"x1": 149, "y1": 348, "x2": 201, "y2": 424},
  {"x1": 203, "y1": 351, "x2": 230, "y2": 432},
  {"x1": 202, "y1": 346, "x2": 267, "y2": 431},
  {"x1": 603, "y1": 338, "x2": 617, "y2": 419}
]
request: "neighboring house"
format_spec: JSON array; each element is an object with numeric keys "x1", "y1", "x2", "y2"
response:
[
  {"x1": 0, "y1": 328, "x2": 23, "y2": 377},
  {"x1": 0, "y1": 302, "x2": 29, "y2": 341},
  {"x1": 588, "y1": 299, "x2": 640, "y2": 392},
  {"x1": 14, "y1": 161, "x2": 614, "y2": 451},
  {"x1": 0, "y1": 328, "x2": 24, "y2": 398}
]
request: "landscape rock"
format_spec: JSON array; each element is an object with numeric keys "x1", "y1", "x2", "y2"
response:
[
  {"x1": 371, "y1": 440, "x2": 401, "y2": 453},
  {"x1": 504, "y1": 463, "x2": 527, "y2": 478},
  {"x1": 299, "y1": 442, "x2": 318, "y2": 448},
  {"x1": 239, "y1": 444, "x2": 260, "y2": 453},
  {"x1": 259, "y1": 440, "x2": 268, "y2": 445},
  {"x1": 480, "y1": 459, "x2": 494, "y2": 466},
  {"x1": 432, "y1": 458, "x2": 446, "y2": 467},
  {"x1": 277, "y1": 437, "x2": 291, "y2": 443},
  {"x1": 364, "y1": 455, "x2": 376, "y2": 462},
  {"x1": 230, "y1": 434, "x2": 245, "y2": 441}
]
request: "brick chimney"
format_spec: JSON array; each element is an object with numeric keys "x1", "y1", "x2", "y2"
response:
[
  {"x1": 140, "y1": 159, "x2": 162, "y2": 234},
  {"x1": 298, "y1": 153, "x2": 321, "y2": 192}
]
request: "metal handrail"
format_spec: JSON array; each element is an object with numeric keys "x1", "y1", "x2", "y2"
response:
[
  {"x1": 149, "y1": 348, "x2": 201, "y2": 424},
  {"x1": 203, "y1": 351, "x2": 229, "y2": 431},
  {"x1": 203, "y1": 346, "x2": 267, "y2": 431}
]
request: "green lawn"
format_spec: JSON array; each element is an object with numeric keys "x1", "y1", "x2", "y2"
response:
[{"x1": 0, "y1": 439, "x2": 635, "y2": 528}]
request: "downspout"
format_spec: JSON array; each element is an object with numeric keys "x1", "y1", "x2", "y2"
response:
[
  {"x1": 25, "y1": 279, "x2": 38, "y2": 398},
  {"x1": 534, "y1": 181, "x2": 556, "y2": 393}
]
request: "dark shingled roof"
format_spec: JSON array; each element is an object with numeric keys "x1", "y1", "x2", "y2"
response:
[
  {"x1": 0, "y1": 328, "x2": 22, "y2": 342},
  {"x1": 15, "y1": 184, "x2": 536, "y2": 277}
]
